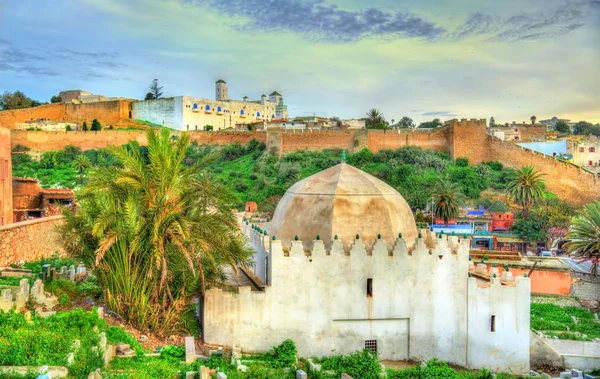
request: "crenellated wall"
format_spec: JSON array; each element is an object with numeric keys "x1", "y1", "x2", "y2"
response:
[
  {"x1": 0, "y1": 216, "x2": 65, "y2": 266},
  {"x1": 204, "y1": 224, "x2": 531, "y2": 374}
]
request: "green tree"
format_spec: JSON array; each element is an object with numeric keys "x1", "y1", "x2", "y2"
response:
[
  {"x1": 90, "y1": 119, "x2": 102, "y2": 131},
  {"x1": 365, "y1": 109, "x2": 388, "y2": 129},
  {"x1": 531, "y1": 115, "x2": 537, "y2": 125},
  {"x1": 60, "y1": 129, "x2": 252, "y2": 332},
  {"x1": 398, "y1": 116, "x2": 415, "y2": 129},
  {"x1": 50, "y1": 95, "x2": 62, "y2": 103},
  {"x1": 149, "y1": 79, "x2": 163, "y2": 100},
  {"x1": 144, "y1": 92, "x2": 155, "y2": 100},
  {"x1": 555, "y1": 120, "x2": 570, "y2": 134},
  {"x1": 72, "y1": 155, "x2": 91, "y2": 184},
  {"x1": 65, "y1": 125, "x2": 72, "y2": 131},
  {"x1": 432, "y1": 180, "x2": 465, "y2": 226},
  {"x1": 489, "y1": 117, "x2": 496, "y2": 127},
  {"x1": 0, "y1": 91, "x2": 44, "y2": 110},
  {"x1": 565, "y1": 201, "x2": 600, "y2": 275},
  {"x1": 572, "y1": 121, "x2": 600, "y2": 136},
  {"x1": 82, "y1": 121, "x2": 88, "y2": 131},
  {"x1": 418, "y1": 118, "x2": 442, "y2": 129},
  {"x1": 505, "y1": 165, "x2": 545, "y2": 218},
  {"x1": 204, "y1": 125, "x2": 213, "y2": 131}
]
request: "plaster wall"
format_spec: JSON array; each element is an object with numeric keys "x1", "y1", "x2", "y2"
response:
[
  {"x1": 180, "y1": 97, "x2": 276, "y2": 131},
  {"x1": 204, "y1": 227, "x2": 531, "y2": 374},
  {"x1": 132, "y1": 98, "x2": 178, "y2": 128},
  {"x1": 0, "y1": 127, "x2": 12, "y2": 225},
  {"x1": 530, "y1": 332, "x2": 563, "y2": 368}
]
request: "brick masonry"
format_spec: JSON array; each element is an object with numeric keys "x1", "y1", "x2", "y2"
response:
[
  {"x1": 570, "y1": 271, "x2": 600, "y2": 301},
  {"x1": 0, "y1": 216, "x2": 65, "y2": 266}
]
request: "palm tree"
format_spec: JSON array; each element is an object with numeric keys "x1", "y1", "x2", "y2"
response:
[
  {"x1": 72, "y1": 155, "x2": 91, "y2": 184},
  {"x1": 366, "y1": 109, "x2": 384, "y2": 128},
  {"x1": 432, "y1": 180, "x2": 465, "y2": 226},
  {"x1": 531, "y1": 116, "x2": 537, "y2": 125},
  {"x1": 505, "y1": 165, "x2": 546, "y2": 218},
  {"x1": 565, "y1": 201, "x2": 600, "y2": 276},
  {"x1": 61, "y1": 128, "x2": 252, "y2": 333}
]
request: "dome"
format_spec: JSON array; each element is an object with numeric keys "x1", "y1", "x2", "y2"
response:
[{"x1": 270, "y1": 163, "x2": 418, "y2": 245}]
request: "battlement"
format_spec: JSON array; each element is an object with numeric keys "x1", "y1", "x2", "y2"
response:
[{"x1": 444, "y1": 118, "x2": 487, "y2": 127}]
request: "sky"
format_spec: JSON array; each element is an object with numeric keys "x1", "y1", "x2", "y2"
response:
[{"x1": 0, "y1": 0, "x2": 599, "y2": 124}]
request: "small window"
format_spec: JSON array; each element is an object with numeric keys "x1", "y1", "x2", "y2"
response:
[
  {"x1": 195, "y1": 125, "x2": 198, "y2": 130},
  {"x1": 366, "y1": 278, "x2": 373, "y2": 297},
  {"x1": 218, "y1": 106, "x2": 222, "y2": 112},
  {"x1": 490, "y1": 315, "x2": 496, "y2": 332},
  {"x1": 240, "y1": 110, "x2": 245, "y2": 115},
  {"x1": 205, "y1": 105, "x2": 210, "y2": 111},
  {"x1": 193, "y1": 103, "x2": 198, "y2": 109},
  {"x1": 365, "y1": 340, "x2": 377, "y2": 353},
  {"x1": 257, "y1": 112, "x2": 261, "y2": 117},
  {"x1": 589, "y1": 161, "x2": 593, "y2": 166},
  {"x1": 186, "y1": 125, "x2": 189, "y2": 130},
  {"x1": 590, "y1": 147, "x2": 596, "y2": 153},
  {"x1": 580, "y1": 147, "x2": 585, "y2": 153}
]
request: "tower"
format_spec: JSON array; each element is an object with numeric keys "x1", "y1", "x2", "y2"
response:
[{"x1": 215, "y1": 80, "x2": 228, "y2": 101}]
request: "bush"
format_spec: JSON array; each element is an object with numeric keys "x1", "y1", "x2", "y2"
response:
[{"x1": 455, "y1": 157, "x2": 469, "y2": 167}]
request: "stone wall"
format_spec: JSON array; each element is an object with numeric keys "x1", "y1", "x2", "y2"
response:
[
  {"x1": 367, "y1": 128, "x2": 449, "y2": 153},
  {"x1": 448, "y1": 119, "x2": 489, "y2": 164},
  {"x1": 0, "y1": 100, "x2": 132, "y2": 129},
  {"x1": 279, "y1": 130, "x2": 357, "y2": 153},
  {"x1": 570, "y1": 271, "x2": 600, "y2": 301},
  {"x1": 489, "y1": 138, "x2": 599, "y2": 205},
  {"x1": 0, "y1": 216, "x2": 65, "y2": 266},
  {"x1": 519, "y1": 125, "x2": 547, "y2": 141},
  {"x1": 0, "y1": 127, "x2": 12, "y2": 225}
]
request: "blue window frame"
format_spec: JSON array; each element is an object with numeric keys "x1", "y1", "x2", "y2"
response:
[
  {"x1": 193, "y1": 103, "x2": 198, "y2": 109},
  {"x1": 257, "y1": 112, "x2": 261, "y2": 117},
  {"x1": 240, "y1": 109, "x2": 245, "y2": 115},
  {"x1": 217, "y1": 106, "x2": 222, "y2": 112},
  {"x1": 205, "y1": 105, "x2": 210, "y2": 111}
]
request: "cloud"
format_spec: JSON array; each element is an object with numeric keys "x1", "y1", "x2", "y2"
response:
[
  {"x1": 189, "y1": 0, "x2": 445, "y2": 42},
  {"x1": 422, "y1": 111, "x2": 456, "y2": 117},
  {"x1": 451, "y1": 0, "x2": 597, "y2": 42}
]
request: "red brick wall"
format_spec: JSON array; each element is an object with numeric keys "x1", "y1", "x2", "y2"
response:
[
  {"x1": 280, "y1": 130, "x2": 356, "y2": 152},
  {"x1": 189, "y1": 131, "x2": 266, "y2": 145},
  {"x1": 0, "y1": 127, "x2": 12, "y2": 226},
  {"x1": 367, "y1": 128, "x2": 449, "y2": 153},
  {"x1": 448, "y1": 119, "x2": 489, "y2": 164},
  {"x1": 0, "y1": 216, "x2": 65, "y2": 266}
]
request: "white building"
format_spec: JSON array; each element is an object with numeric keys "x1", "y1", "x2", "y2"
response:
[
  {"x1": 131, "y1": 80, "x2": 289, "y2": 131},
  {"x1": 203, "y1": 163, "x2": 531, "y2": 374}
]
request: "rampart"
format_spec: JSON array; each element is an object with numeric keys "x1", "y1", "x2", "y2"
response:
[
  {"x1": 203, "y1": 224, "x2": 530, "y2": 374},
  {"x1": 367, "y1": 128, "x2": 449, "y2": 153},
  {"x1": 0, "y1": 100, "x2": 132, "y2": 129},
  {"x1": 0, "y1": 216, "x2": 65, "y2": 266}
]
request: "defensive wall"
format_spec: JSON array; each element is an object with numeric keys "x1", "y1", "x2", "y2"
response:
[
  {"x1": 7, "y1": 119, "x2": 600, "y2": 205},
  {"x1": 0, "y1": 127, "x2": 12, "y2": 226},
  {"x1": 0, "y1": 216, "x2": 65, "y2": 267},
  {"x1": 204, "y1": 224, "x2": 530, "y2": 374},
  {"x1": 0, "y1": 100, "x2": 132, "y2": 129}
]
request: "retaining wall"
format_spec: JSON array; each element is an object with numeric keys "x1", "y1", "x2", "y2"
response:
[
  {"x1": 0, "y1": 216, "x2": 65, "y2": 266},
  {"x1": 570, "y1": 271, "x2": 600, "y2": 301}
]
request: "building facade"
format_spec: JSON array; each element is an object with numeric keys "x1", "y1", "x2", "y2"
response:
[
  {"x1": 571, "y1": 136, "x2": 600, "y2": 174},
  {"x1": 132, "y1": 80, "x2": 288, "y2": 131},
  {"x1": 0, "y1": 126, "x2": 12, "y2": 225},
  {"x1": 203, "y1": 163, "x2": 531, "y2": 374}
]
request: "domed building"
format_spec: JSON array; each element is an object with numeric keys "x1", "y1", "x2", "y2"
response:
[
  {"x1": 270, "y1": 162, "x2": 418, "y2": 246},
  {"x1": 203, "y1": 161, "x2": 531, "y2": 375}
]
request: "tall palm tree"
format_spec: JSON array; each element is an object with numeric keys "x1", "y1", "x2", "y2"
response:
[
  {"x1": 432, "y1": 180, "x2": 465, "y2": 227},
  {"x1": 61, "y1": 128, "x2": 252, "y2": 333},
  {"x1": 366, "y1": 109, "x2": 384, "y2": 128},
  {"x1": 505, "y1": 165, "x2": 546, "y2": 218},
  {"x1": 72, "y1": 155, "x2": 91, "y2": 184},
  {"x1": 565, "y1": 201, "x2": 600, "y2": 276}
]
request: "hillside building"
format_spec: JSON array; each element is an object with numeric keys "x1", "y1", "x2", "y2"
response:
[
  {"x1": 203, "y1": 162, "x2": 531, "y2": 374},
  {"x1": 12, "y1": 178, "x2": 74, "y2": 222},
  {"x1": 0, "y1": 126, "x2": 12, "y2": 225},
  {"x1": 571, "y1": 136, "x2": 600, "y2": 174},
  {"x1": 131, "y1": 80, "x2": 289, "y2": 131}
]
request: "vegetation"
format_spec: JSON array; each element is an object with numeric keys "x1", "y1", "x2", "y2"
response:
[
  {"x1": 555, "y1": 120, "x2": 570, "y2": 134},
  {"x1": 505, "y1": 165, "x2": 546, "y2": 218},
  {"x1": 510, "y1": 197, "x2": 573, "y2": 244},
  {"x1": 530, "y1": 303, "x2": 600, "y2": 341},
  {"x1": 398, "y1": 116, "x2": 415, "y2": 129},
  {"x1": 90, "y1": 118, "x2": 102, "y2": 131},
  {"x1": 146, "y1": 78, "x2": 163, "y2": 100},
  {"x1": 50, "y1": 94, "x2": 62, "y2": 103},
  {"x1": 82, "y1": 121, "x2": 88, "y2": 131},
  {"x1": 60, "y1": 129, "x2": 252, "y2": 334},
  {"x1": 572, "y1": 121, "x2": 600, "y2": 136},
  {"x1": 565, "y1": 201, "x2": 600, "y2": 275},
  {"x1": 366, "y1": 108, "x2": 389, "y2": 130},
  {"x1": 432, "y1": 180, "x2": 465, "y2": 226},
  {"x1": 0, "y1": 90, "x2": 44, "y2": 110},
  {"x1": 417, "y1": 118, "x2": 442, "y2": 129}
]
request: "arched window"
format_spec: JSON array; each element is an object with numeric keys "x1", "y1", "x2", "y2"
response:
[
  {"x1": 272, "y1": 114, "x2": 275, "y2": 118},
  {"x1": 193, "y1": 103, "x2": 198, "y2": 109},
  {"x1": 217, "y1": 106, "x2": 222, "y2": 112},
  {"x1": 205, "y1": 105, "x2": 210, "y2": 111},
  {"x1": 240, "y1": 109, "x2": 245, "y2": 115},
  {"x1": 257, "y1": 112, "x2": 261, "y2": 117}
]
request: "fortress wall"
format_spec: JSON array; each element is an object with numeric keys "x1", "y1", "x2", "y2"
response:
[
  {"x1": 0, "y1": 127, "x2": 12, "y2": 226},
  {"x1": 0, "y1": 216, "x2": 65, "y2": 266},
  {"x1": 189, "y1": 131, "x2": 266, "y2": 145},
  {"x1": 0, "y1": 100, "x2": 132, "y2": 129},
  {"x1": 448, "y1": 119, "x2": 490, "y2": 164},
  {"x1": 489, "y1": 137, "x2": 599, "y2": 205},
  {"x1": 367, "y1": 128, "x2": 450, "y2": 153},
  {"x1": 519, "y1": 125, "x2": 547, "y2": 141},
  {"x1": 279, "y1": 130, "x2": 357, "y2": 152}
]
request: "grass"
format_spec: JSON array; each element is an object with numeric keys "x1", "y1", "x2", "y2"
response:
[{"x1": 530, "y1": 302, "x2": 600, "y2": 341}]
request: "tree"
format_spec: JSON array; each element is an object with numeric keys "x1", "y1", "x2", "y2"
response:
[
  {"x1": 60, "y1": 128, "x2": 252, "y2": 333},
  {"x1": 0, "y1": 91, "x2": 44, "y2": 110},
  {"x1": 572, "y1": 121, "x2": 600, "y2": 136},
  {"x1": 366, "y1": 109, "x2": 386, "y2": 129},
  {"x1": 82, "y1": 121, "x2": 88, "y2": 131},
  {"x1": 65, "y1": 125, "x2": 72, "y2": 131},
  {"x1": 205, "y1": 125, "x2": 213, "y2": 131},
  {"x1": 565, "y1": 201, "x2": 600, "y2": 275},
  {"x1": 398, "y1": 116, "x2": 415, "y2": 129},
  {"x1": 149, "y1": 79, "x2": 163, "y2": 100},
  {"x1": 531, "y1": 115, "x2": 537, "y2": 125},
  {"x1": 432, "y1": 180, "x2": 465, "y2": 226},
  {"x1": 145, "y1": 92, "x2": 155, "y2": 101},
  {"x1": 331, "y1": 116, "x2": 342, "y2": 127},
  {"x1": 555, "y1": 120, "x2": 570, "y2": 134},
  {"x1": 489, "y1": 117, "x2": 496, "y2": 127},
  {"x1": 72, "y1": 154, "x2": 91, "y2": 184},
  {"x1": 90, "y1": 119, "x2": 102, "y2": 131},
  {"x1": 418, "y1": 118, "x2": 442, "y2": 129},
  {"x1": 50, "y1": 95, "x2": 61, "y2": 103},
  {"x1": 505, "y1": 165, "x2": 546, "y2": 218}
]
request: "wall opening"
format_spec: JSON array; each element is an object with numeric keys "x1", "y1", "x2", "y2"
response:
[
  {"x1": 365, "y1": 340, "x2": 377, "y2": 354},
  {"x1": 490, "y1": 315, "x2": 496, "y2": 332},
  {"x1": 367, "y1": 278, "x2": 373, "y2": 297}
]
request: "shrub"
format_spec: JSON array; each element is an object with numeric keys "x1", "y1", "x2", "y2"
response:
[{"x1": 455, "y1": 157, "x2": 469, "y2": 167}]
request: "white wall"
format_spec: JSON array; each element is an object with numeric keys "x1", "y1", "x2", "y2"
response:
[
  {"x1": 181, "y1": 97, "x2": 276, "y2": 131},
  {"x1": 132, "y1": 98, "x2": 178, "y2": 128},
  {"x1": 204, "y1": 226, "x2": 531, "y2": 374}
]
